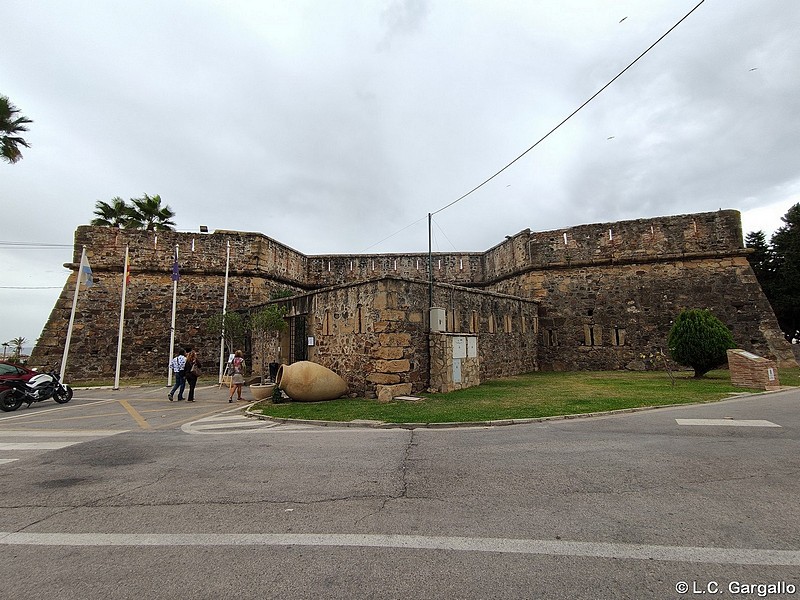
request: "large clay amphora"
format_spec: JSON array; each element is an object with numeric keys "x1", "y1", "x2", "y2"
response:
[{"x1": 275, "y1": 361, "x2": 348, "y2": 401}]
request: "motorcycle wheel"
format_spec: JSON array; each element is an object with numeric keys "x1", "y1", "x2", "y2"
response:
[
  {"x1": 53, "y1": 385, "x2": 73, "y2": 404},
  {"x1": 0, "y1": 390, "x2": 24, "y2": 412}
]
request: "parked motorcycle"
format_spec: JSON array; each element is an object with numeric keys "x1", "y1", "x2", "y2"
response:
[{"x1": 0, "y1": 370, "x2": 73, "y2": 412}]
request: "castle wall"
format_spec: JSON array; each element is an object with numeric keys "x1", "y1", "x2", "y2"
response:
[
  {"x1": 486, "y1": 212, "x2": 794, "y2": 370},
  {"x1": 283, "y1": 278, "x2": 538, "y2": 397},
  {"x1": 30, "y1": 226, "x2": 306, "y2": 380},
  {"x1": 30, "y1": 209, "x2": 794, "y2": 383}
]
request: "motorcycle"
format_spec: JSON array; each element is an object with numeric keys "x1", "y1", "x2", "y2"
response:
[{"x1": 0, "y1": 370, "x2": 73, "y2": 412}]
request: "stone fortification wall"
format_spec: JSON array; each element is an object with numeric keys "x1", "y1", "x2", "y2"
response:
[
  {"x1": 31, "y1": 209, "x2": 792, "y2": 382},
  {"x1": 306, "y1": 253, "x2": 484, "y2": 287},
  {"x1": 31, "y1": 226, "x2": 306, "y2": 380},
  {"x1": 482, "y1": 210, "x2": 745, "y2": 281},
  {"x1": 492, "y1": 255, "x2": 794, "y2": 371},
  {"x1": 295, "y1": 278, "x2": 537, "y2": 397}
]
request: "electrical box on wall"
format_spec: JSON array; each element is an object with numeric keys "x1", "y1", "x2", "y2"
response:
[{"x1": 430, "y1": 307, "x2": 446, "y2": 332}]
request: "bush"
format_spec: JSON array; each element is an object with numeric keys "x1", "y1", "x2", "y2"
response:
[{"x1": 667, "y1": 309, "x2": 735, "y2": 378}]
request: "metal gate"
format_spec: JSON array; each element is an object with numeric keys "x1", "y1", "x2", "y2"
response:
[{"x1": 289, "y1": 316, "x2": 307, "y2": 363}]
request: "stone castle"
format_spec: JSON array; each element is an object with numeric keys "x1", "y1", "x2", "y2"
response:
[{"x1": 30, "y1": 209, "x2": 795, "y2": 398}]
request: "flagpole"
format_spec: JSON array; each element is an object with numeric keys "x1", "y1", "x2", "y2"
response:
[
  {"x1": 113, "y1": 245, "x2": 129, "y2": 390},
  {"x1": 218, "y1": 241, "x2": 230, "y2": 385},
  {"x1": 168, "y1": 244, "x2": 179, "y2": 387},
  {"x1": 61, "y1": 246, "x2": 87, "y2": 381}
]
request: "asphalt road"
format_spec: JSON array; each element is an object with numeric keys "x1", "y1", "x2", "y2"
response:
[{"x1": 0, "y1": 384, "x2": 798, "y2": 599}]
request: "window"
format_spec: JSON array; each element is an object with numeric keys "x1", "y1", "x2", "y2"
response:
[
  {"x1": 488, "y1": 314, "x2": 496, "y2": 333},
  {"x1": 504, "y1": 314, "x2": 512, "y2": 333},
  {"x1": 322, "y1": 310, "x2": 331, "y2": 336},
  {"x1": 470, "y1": 311, "x2": 479, "y2": 333},
  {"x1": 583, "y1": 324, "x2": 602, "y2": 346},
  {"x1": 545, "y1": 329, "x2": 558, "y2": 346},
  {"x1": 611, "y1": 326, "x2": 626, "y2": 346}
]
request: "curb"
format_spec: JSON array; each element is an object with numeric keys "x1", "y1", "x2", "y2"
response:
[
  {"x1": 242, "y1": 394, "x2": 781, "y2": 430},
  {"x1": 243, "y1": 386, "x2": 797, "y2": 430}
]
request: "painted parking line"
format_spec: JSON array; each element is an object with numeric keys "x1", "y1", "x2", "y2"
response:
[
  {"x1": 675, "y1": 419, "x2": 781, "y2": 427},
  {"x1": 0, "y1": 532, "x2": 798, "y2": 566}
]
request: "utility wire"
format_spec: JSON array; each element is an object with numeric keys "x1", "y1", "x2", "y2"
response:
[
  {"x1": 429, "y1": 0, "x2": 706, "y2": 216},
  {"x1": 360, "y1": 214, "x2": 429, "y2": 253}
]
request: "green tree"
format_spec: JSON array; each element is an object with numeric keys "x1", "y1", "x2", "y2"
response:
[
  {"x1": 9, "y1": 336, "x2": 27, "y2": 362},
  {"x1": 667, "y1": 309, "x2": 735, "y2": 378},
  {"x1": 91, "y1": 197, "x2": 134, "y2": 228},
  {"x1": 0, "y1": 95, "x2": 32, "y2": 164},
  {"x1": 250, "y1": 295, "x2": 289, "y2": 384},
  {"x1": 769, "y1": 203, "x2": 800, "y2": 336},
  {"x1": 205, "y1": 312, "x2": 247, "y2": 360},
  {"x1": 745, "y1": 230, "x2": 773, "y2": 283},
  {"x1": 127, "y1": 194, "x2": 176, "y2": 231}
]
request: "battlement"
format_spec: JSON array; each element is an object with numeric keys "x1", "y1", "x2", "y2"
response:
[
  {"x1": 74, "y1": 210, "x2": 746, "y2": 288},
  {"x1": 483, "y1": 210, "x2": 745, "y2": 281}
]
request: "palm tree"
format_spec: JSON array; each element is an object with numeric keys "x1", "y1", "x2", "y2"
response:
[
  {"x1": 128, "y1": 194, "x2": 176, "y2": 231},
  {"x1": 2, "y1": 341, "x2": 9, "y2": 359},
  {"x1": 91, "y1": 197, "x2": 133, "y2": 227},
  {"x1": 1, "y1": 95, "x2": 33, "y2": 164},
  {"x1": 9, "y1": 336, "x2": 26, "y2": 362}
]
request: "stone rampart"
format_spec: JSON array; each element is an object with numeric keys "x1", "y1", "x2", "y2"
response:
[{"x1": 30, "y1": 209, "x2": 793, "y2": 381}]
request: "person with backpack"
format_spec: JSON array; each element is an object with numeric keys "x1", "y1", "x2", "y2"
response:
[{"x1": 229, "y1": 350, "x2": 246, "y2": 402}]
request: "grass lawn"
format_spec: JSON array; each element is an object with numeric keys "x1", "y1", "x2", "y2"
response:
[{"x1": 252, "y1": 368, "x2": 800, "y2": 424}]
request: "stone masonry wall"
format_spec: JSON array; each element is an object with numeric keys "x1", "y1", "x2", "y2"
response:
[
  {"x1": 491, "y1": 255, "x2": 794, "y2": 371},
  {"x1": 285, "y1": 278, "x2": 538, "y2": 397},
  {"x1": 31, "y1": 226, "x2": 306, "y2": 380},
  {"x1": 31, "y1": 209, "x2": 793, "y2": 382}
]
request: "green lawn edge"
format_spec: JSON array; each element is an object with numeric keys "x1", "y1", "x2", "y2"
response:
[{"x1": 251, "y1": 368, "x2": 800, "y2": 424}]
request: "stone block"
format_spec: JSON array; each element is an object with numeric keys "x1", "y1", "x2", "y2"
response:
[
  {"x1": 367, "y1": 373, "x2": 401, "y2": 385},
  {"x1": 371, "y1": 347, "x2": 404, "y2": 360},
  {"x1": 380, "y1": 309, "x2": 406, "y2": 321},
  {"x1": 377, "y1": 383, "x2": 413, "y2": 402},
  {"x1": 374, "y1": 359, "x2": 410, "y2": 373},
  {"x1": 379, "y1": 333, "x2": 411, "y2": 347}
]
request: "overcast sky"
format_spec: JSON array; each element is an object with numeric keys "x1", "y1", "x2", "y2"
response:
[{"x1": 2, "y1": 0, "x2": 799, "y2": 352}]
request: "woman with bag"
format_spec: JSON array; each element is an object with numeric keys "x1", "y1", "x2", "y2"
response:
[
  {"x1": 229, "y1": 350, "x2": 246, "y2": 402},
  {"x1": 185, "y1": 349, "x2": 202, "y2": 402}
]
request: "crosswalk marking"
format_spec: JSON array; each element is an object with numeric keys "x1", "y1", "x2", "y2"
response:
[{"x1": 182, "y1": 410, "x2": 319, "y2": 435}]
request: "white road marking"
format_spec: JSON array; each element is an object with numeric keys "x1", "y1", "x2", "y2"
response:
[
  {"x1": 0, "y1": 458, "x2": 18, "y2": 465},
  {"x1": 675, "y1": 419, "x2": 781, "y2": 427},
  {"x1": 0, "y1": 442, "x2": 78, "y2": 450},
  {"x1": 0, "y1": 430, "x2": 127, "y2": 438},
  {"x1": 0, "y1": 532, "x2": 797, "y2": 566},
  {"x1": 194, "y1": 421, "x2": 272, "y2": 430}
]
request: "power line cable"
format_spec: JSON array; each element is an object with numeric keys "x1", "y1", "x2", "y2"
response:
[
  {"x1": 358, "y1": 1, "x2": 705, "y2": 251},
  {"x1": 431, "y1": 0, "x2": 705, "y2": 216},
  {"x1": 431, "y1": 0, "x2": 705, "y2": 215}
]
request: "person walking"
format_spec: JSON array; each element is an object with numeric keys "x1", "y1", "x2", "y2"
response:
[
  {"x1": 185, "y1": 349, "x2": 202, "y2": 402},
  {"x1": 168, "y1": 349, "x2": 187, "y2": 401},
  {"x1": 229, "y1": 350, "x2": 246, "y2": 402}
]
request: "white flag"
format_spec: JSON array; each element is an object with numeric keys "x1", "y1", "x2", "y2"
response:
[{"x1": 79, "y1": 251, "x2": 94, "y2": 287}]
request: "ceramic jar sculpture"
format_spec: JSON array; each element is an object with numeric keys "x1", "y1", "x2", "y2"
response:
[{"x1": 275, "y1": 361, "x2": 348, "y2": 401}]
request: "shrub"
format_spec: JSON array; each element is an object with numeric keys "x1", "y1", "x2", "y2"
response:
[{"x1": 667, "y1": 309, "x2": 735, "y2": 378}]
